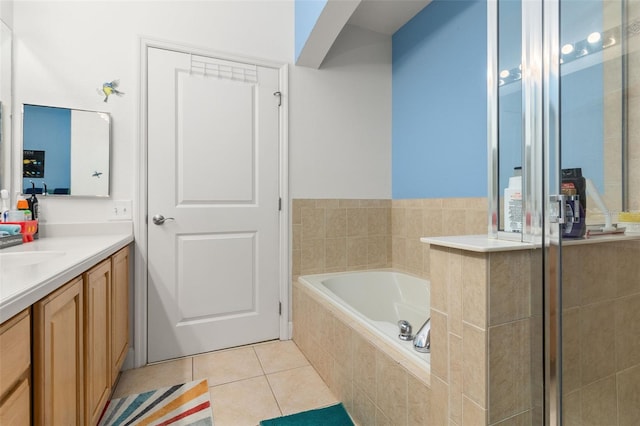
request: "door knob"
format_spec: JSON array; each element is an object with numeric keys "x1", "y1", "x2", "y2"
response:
[{"x1": 152, "y1": 214, "x2": 175, "y2": 225}]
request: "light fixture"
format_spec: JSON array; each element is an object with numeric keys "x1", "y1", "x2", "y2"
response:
[
  {"x1": 561, "y1": 44, "x2": 575, "y2": 55},
  {"x1": 500, "y1": 69, "x2": 510, "y2": 78},
  {"x1": 587, "y1": 32, "x2": 601, "y2": 44}
]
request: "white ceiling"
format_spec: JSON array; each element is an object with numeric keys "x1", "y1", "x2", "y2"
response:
[{"x1": 346, "y1": 0, "x2": 433, "y2": 35}]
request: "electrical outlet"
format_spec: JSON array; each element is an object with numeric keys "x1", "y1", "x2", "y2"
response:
[{"x1": 110, "y1": 200, "x2": 132, "y2": 220}]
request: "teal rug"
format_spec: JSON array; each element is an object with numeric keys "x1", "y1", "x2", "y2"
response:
[{"x1": 260, "y1": 403, "x2": 354, "y2": 426}]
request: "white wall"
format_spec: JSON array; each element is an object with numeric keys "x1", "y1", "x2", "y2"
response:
[
  {"x1": 290, "y1": 24, "x2": 392, "y2": 199},
  {"x1": 0, "y1": 0, "x2": 12, "y2": 27},
  {"x1": 11, "y1": 1, "x2": 391, "y2": 225}
]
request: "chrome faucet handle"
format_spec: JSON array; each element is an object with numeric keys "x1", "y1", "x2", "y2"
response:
[{"x1": 398, "y1": 320, "x2": 414, "y2": 341}]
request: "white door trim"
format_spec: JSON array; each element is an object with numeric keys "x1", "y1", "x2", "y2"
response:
[{"x1": 134, "y1": 37, "x2": 289, "y2": 368}]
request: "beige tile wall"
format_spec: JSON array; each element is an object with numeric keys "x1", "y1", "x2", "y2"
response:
[
  {"x1": 391, "y1": 198, "x2": 488, "y2": 279},
  {"x1": 292, "y1": 199, "x2": 392, "y2": 279},
  {"x1": 600, "y1": 1, "x2": 639, "y2": 216},
  {"x1": 429, "y1": 245, "x2": 540, "y2": 426},
  {"x1": 627, "y1": 1, "x2": 640, "y2": 211},
  {"x1": 561, "y1": 240, "x2": 640, "y2": 426},
  {"x1": 292, "y1": 197, "x2": 487, "y2": 281}
]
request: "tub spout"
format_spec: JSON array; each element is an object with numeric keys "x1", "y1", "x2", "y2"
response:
[{"x1": 413, "y1": 318, "x2": 430, "y2": 353}]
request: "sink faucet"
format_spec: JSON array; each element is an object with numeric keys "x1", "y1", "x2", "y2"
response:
[{"x1": 413, "y1": 318, "x2": 430, "y2": 353}]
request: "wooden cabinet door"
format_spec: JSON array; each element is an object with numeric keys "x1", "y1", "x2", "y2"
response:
[
  {"x1": 34, "y1": 277, "x2": 84, "y2": 426},
  {"x1": 111, "y1": 246, "x2": 130, "y2": 384},
  {"x1": 84, "y1": 259, "x2": 112, "y2": 426},
  {"x1": 0, "y1": 378, "x2": 30, "y2": 426},
  {"x1": 0, "y1": 309, "x2": 31, "y2": 426}
]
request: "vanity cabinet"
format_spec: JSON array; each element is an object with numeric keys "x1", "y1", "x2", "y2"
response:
[
  {"x1": 29, "y1": 245, "x2": 130, "y2": 425},
  {"x1": 0, "y1": 309, "x2": 31, "y2": 426},
  {"x1": 111, "y1": 246, "x2": 129, "y2": 385},
  {"x1": 33, "y1": 276, "x2": 85, "y2": 426},
  {"x1": 84, "y1": 259, "x2": 112, "y2": 425}
]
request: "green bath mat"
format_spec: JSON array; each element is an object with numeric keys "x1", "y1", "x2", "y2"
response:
[{"x1": 260, "y1": 403, "x2": 354, "y2": 426}]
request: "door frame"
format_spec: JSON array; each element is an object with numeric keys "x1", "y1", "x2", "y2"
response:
[{"x1": 134, "y1": 37, "x2": 289, "y2": 368}]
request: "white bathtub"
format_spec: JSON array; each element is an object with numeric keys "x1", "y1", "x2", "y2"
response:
[{"x1": 297, "y1": 270, "x2": 431, "y2": 366}]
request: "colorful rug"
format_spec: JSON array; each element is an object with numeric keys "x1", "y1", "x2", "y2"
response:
[
  {"x1": 259, "y1": 403, "x2": 353, "y2": 426},
  {"x1": 99, "y1": 379, "x2": 213, "y2": 426}
]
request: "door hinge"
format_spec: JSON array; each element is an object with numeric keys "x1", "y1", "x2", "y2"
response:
[
  {"x1": 279, "y1": 302, "x2": 282, "y2": 315},
  {"x1": 273, "y1": 91, "x2": 282, "y2": 107},
  {"x1": 278, "y1": 197, "x2": 282, "y2": 211}
]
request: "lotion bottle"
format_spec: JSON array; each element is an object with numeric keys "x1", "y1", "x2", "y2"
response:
[{"x1": 504, "y1": 167, "x2": 522, "y2": 233}]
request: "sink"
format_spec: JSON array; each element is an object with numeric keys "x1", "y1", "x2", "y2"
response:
[{"x1": 0, "y1": 251, "x2": 66, "y2": 268}]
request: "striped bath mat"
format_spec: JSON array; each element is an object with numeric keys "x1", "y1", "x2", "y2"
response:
[{"x1": 99, "y1": 379, "x2": 213, "y2": 425}]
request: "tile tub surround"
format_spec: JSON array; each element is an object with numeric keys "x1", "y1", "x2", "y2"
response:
[
  {"x1": 291, "y1": 198, "x2": 487, "y2": 281},
  {"x1": 560, "y1": 239, "x2": 640, "y2": 426},
  {"x1": 428, "y1": 245, "x2": 541, "y2": 426},
  {"x1": 391, "y1": 198, "x2": 487, "y2": 279},
  {"x1": 292, "y1": 199, "x2": 393, "y2": 278},
  {"x1": 292, "y1": 279, "x2": 431, "y2": 425}
]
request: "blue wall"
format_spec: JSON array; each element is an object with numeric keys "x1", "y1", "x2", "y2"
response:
[
  {"x1": 295, "y1": 0, "x2": 327, "y2": 62},
  {"x1": 23, "y1": 105, "x2": 71, "y2": 193},
  {"x1": 392, "y1": 0, "x2": 487, "y2": 199}
]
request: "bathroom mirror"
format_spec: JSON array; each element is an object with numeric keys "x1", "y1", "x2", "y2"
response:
[
  {"x1": 0, "y1": 20, "x2": 12, "y2": 193},
  {"x1": 495, "y1": 0, "x2": 629, "y2": 233},
  {"x1": 21, "y1": 104, "x2": 111, "y2": 197}
]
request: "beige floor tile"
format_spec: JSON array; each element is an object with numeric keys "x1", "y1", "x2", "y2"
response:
[
  {"x1": 209, "y1": 376, "x2": 281, "y2": 426},
  {"x1": 254, "y1": 340, "x2": 310, "y2": 374},
  {"x1": 267, "y1": 365, "x2": 339, "y2": 415},
  {"x1": 112, "y1": 357, "x2": 193, "y2": 399},
  {"x1": 193, "y1": 346, "x2": 264, "y2": 387}
]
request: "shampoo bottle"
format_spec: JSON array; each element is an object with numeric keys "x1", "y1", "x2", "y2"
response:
[{"x1": 504, "y1": 167, "x2": 522, "y2": 233}]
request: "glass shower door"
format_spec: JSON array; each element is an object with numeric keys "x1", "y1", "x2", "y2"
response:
[{"x1": 546, "y1": 0, "x2": 639, "y2": 424}]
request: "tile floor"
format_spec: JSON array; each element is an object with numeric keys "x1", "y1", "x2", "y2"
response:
[{"x1": 112, "y1": 340, "x2": 341, "y2": 426}]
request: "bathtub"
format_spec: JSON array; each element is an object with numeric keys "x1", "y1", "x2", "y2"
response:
[{"x1": 297, "y1": 270, "x2": 431, "y2": 367}]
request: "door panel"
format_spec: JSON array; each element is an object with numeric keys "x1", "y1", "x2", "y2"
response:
[
  {"x1": 147, "y1": 47, "x2": 281, "y2": 363},
  {"x1": 178, "y1": 75, "x2": 255, "y2": 203}
]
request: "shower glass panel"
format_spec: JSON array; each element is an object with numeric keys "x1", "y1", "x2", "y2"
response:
[{"x1": 550, "y1": 0, "x2": 640, "y2": 424}]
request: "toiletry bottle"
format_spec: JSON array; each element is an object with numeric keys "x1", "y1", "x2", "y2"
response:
[
  {"x1": 17, "y1": 195, "x2": 32, "y2": 220},
  {"x1": 561, "y1": 168, "x2": 586, "y2": 238},
  {"x1": 28, "y1": 181, "x2": 39, "y2": 239},
  {"x1": 0, "y1": 189, "x2": 9, "y2": 222},
  {"x1": 504, "y1": 167, "x2": 523, "y2": 233}
]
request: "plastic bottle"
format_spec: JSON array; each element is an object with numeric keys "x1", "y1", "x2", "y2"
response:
[
  {"x1": 28, "y1": 181, "x2": 39, "y2": 239},
  {"x1": 504, "y1": 167, "x2": 522, "y2": 233},
  {"x1": 17, "y1": 195, "x2": 32, "y2": 220},
  {"x1": 0, "y1": 189, "x2": 9, "y2": 222}
]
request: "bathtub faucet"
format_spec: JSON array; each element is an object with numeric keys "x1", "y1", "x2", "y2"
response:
[
  {"x1": 413, "y1": 318, "x2": 431, "y2": 353},
  {"x1": 397, "y1": 320, "x2": 414, "y2": 341}
]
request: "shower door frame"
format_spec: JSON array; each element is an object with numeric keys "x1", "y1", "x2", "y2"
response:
[{"x1": 488, "y1": 0, "x2": 562, "y2": 424}]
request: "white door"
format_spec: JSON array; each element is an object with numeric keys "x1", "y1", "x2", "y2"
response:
[{"x1": 147, "y1": 47, "x2": 282, "y2": 363}]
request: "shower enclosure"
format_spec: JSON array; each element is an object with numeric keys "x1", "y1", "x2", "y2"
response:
[{"x1": 489, "y1": 0, "x2": 640, "y2": 424}]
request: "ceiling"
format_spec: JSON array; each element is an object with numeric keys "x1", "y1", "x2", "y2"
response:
[{"x1": 346, "y1": 0, "x2": 433, "y2": 35}]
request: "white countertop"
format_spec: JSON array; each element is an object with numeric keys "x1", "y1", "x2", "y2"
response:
[
  {"x1": 421, "y1": 235, "x2": 536, "y2": 252},
  {"x1": 0, "y1": 222, "x2": 133, "y2": 323},
  {"x1": 421, "y1": 232, "x2": 640, "y2": 252}
]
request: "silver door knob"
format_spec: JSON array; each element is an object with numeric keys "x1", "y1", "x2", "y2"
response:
[{"x1": 152, "y1": 214, "x2": 175, "y2": 225}]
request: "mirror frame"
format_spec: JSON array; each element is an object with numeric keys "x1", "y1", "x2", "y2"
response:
[{"x1": 20, "y1": 103, "x2": 112, "y2": 198}]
